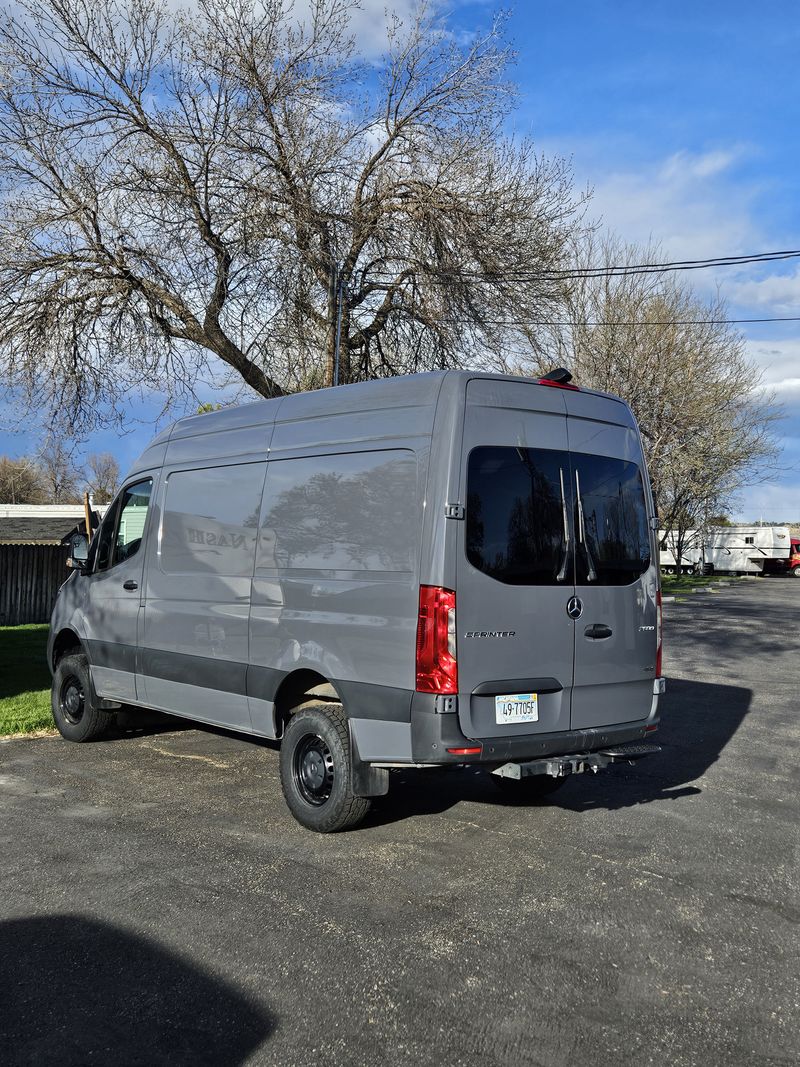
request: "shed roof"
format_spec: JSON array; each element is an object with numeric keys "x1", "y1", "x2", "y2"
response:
[
  {"x1": 0, "y1": 516, "x2": 81, "y2": 545},
  {"x1": 0, "y1": 504, "x2": 108, "y2": 545}
]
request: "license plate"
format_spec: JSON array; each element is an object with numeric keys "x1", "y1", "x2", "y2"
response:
[{"x1": 495, "y1": 693, "x2": 538, "y2": 725}]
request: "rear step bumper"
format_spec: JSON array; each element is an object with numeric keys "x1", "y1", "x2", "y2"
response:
[{"x1": 492, "y1": 742, "x2": 661, "y2": 780}]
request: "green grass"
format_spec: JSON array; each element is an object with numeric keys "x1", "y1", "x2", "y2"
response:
[
  {"x1": 660, "y1": 573, "x2": 742, "y2": 596},
  {"x1": 0, "y1": 624, "x2": 54, "y2": 736}
]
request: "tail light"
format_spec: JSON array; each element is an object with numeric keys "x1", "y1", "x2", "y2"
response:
[
  {"x1": 655, "y1": 589, "x2": 663, "y2": 678},
  {"x1": 537, "y1": 377, "x2": 579, "y2": 391},
  {"x1": 416, "y1": 585, "x2": 458, "y2": 693}
]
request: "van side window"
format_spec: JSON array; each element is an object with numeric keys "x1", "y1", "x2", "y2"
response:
[
  {"x1": 466, "y1": 447, "x2": 569, "y2": 585},
  {"x1": 259, "y1": 450, "x2": 416, "y2": 574},
  {"x1": 572, "y1": 454, "x2": 650, "y2": 585},
  {"x1": 744, "y1": 536, "x2": 755, "y2": 545},
  {"x1": 161, "y1": 464, "x2": 265, "y2": 576},
  {"x1": 94, "y1": 478, "x2": 153, "y2": 571}
]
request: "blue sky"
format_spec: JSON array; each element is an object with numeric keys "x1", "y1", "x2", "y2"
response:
[{"x1": 2, "y1": 0, "x2": 799, "y2": 518}]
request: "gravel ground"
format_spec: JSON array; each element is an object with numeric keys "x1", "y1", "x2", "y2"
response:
[{"x1": 1, "y1": 578, "x2": 798, "y2": 1066}]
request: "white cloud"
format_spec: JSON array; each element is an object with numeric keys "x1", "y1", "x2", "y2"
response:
[
  {"x1": 582, "y1": 147, "x2": 760, "y2": 264},
  {"x1": 743, "y1": 338, "x2": 800, "y2": 388},
  {"x1": 729, "y1": 269, "x2": 800, "y2": 313},
  {"x1": 660, "y1": 147, "x2": 744, "y2": 182}
]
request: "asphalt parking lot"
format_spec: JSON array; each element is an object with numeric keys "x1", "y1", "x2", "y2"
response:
[{"x1": 1, "y1": 578, "x2": 798, "y2": 1067}]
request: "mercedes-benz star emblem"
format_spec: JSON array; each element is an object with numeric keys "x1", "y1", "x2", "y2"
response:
[{"x1": 566, "y1": 596, "x2": 583, "y2": 620}]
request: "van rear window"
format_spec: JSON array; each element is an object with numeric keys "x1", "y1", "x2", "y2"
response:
[
  {"x1": 572, "y1": 453, "x2": 651, "y2": 585},
  {"x1": 466, "y1": 447, "x2": 651, "y2": 586},
  {"x1": 466, "y1": 447, "x2": 569, "y2": 585}
]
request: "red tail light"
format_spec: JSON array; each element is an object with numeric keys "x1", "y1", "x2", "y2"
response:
[
  {"x1": 656, "y1": 589, "x2": 663, "y2": 678},
  {"x1": 416, "y1": 585, "x2": 458, "y2": 693}
]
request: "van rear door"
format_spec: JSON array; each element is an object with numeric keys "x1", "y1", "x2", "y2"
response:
[
  {"x1": 455, "y1": 379, "x2": 575, "y2": 740},
  {"x1": 565, "y1": 394, "x2": 657, "y2": 730}
]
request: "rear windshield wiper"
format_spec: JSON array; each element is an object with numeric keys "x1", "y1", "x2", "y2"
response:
[
  {"x1": 575, "y1": 469, "x2": 597, "y2": 582},
  {"x1": 556, "y1": 466, "x2": 570, "y2": 582}
]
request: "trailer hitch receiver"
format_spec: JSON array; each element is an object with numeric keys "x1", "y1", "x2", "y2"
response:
[{"x1": 491, "y1": 741, "x2": 661, "y2": 780}]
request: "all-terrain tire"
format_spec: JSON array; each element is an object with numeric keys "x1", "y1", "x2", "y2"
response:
[
  {"x1": 279, "y1": 703, "x2": 371, "y2": 833},
  {"x1": 51, "y1": 653, "x2": 114, "y2": 742}
]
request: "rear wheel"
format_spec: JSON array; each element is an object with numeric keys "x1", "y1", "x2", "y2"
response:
[
  {"x1": 51, "y1": 653, "x2": 114, "y2": 742},
  {"x1": 279, "y1": 703, "x2": 371, "y2": 832},
  {"x1": 491, "y1": 773, "x2": 567, "y2": 801}
]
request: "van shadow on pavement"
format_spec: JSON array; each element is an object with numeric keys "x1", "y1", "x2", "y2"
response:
[
  {"x1": 0, "y1": 915, "x2": 273, "y2": 1066},
  {"x1": 364, "y1": 677, "x2": 752, "y2": 825}
]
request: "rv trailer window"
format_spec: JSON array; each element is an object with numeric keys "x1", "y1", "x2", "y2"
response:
[
  {"x1": 466, "y1": 447, "x2": 570, "y2": 586},
  {"x1": 571, "y1": 454, "x2": 650, "y2": 585}
]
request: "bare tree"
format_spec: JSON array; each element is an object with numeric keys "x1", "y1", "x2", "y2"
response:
[
  {"x1": 0, "y1": 0, "x2": 585, "y2": 432},
  {"x1": 85, "y1": 451, "x2": 120, "y2": 502},
  {"x1": 522, "y1": 236, "x2": 781, "y2": 565},
  {"x1": 37, "y1": 438, "x2": 83, "y2": 503},
  {"x1": 0, "y1": 456, "x2": 47, "y2": 503}
]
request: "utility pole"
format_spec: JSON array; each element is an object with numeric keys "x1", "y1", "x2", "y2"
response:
[{"x1": 333, "y1": 263, "x2": 345, "y2": 388}]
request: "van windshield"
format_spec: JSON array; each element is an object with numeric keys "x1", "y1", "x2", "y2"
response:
[{"x1": 466, "y1": 446, "x2": 651, "y2": 586}]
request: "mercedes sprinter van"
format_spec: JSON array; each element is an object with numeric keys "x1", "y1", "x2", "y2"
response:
[{"x1": 49, "y1": 370, "x2": 663, "y2": 831}]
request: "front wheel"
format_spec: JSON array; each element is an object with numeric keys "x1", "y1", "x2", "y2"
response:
[
  {"x1": 279, "y1": 704, "x2": 371, "y2": 832},
  {"x1": 51, "y1": 653, "x2": 114, "y2": 742}
]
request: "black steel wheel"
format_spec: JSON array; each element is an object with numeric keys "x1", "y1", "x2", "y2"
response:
[
  {"x1": 51, "y1": 653, "x2": 113, "y2": 742},
  {"x1": 293, "y1": 733, "x2": 336, "y2": 806},
  {"x1": 280, "y1": 703, "x2": 371, "y2": 832},
  {"x1": 59, "y1": 674, "x2": 86, "y2": 725}
]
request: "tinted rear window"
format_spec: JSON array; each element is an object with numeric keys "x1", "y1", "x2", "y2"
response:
[
  {"x1": 466, "y1": 447, "x2": 651, "y2": 586},
  {"x1": 466, "y1": 447, "x2": 569, "y2": 585},
  {"x1": 572, "y1": 453, "x2": 651, "y2": 585}
]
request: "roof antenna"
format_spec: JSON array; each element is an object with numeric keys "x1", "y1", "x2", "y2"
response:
[{"x1": 539, "y1": 368, "x2": 573, "y2": 384}]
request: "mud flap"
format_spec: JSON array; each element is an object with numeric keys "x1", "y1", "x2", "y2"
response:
[{"x1": 349, "y1": 726, "x2": 390, "y2": 798}]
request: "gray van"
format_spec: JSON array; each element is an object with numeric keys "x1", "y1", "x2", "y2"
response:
[{"x1": 48, "y1": 370, "x2": 663, "y2": 832}]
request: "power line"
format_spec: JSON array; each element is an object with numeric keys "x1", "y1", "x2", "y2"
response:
[
  {"x1": 362, "y1": 247, "x2": 800, "y2": 284},
  {"x1": 503, "y1": 248, "x2": 800, "y2": 280},
  {"x1": 415, "y1": 314, "x2": 800, "y2": 328}
]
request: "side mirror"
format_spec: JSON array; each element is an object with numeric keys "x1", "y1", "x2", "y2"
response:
[{"x1": 67, "y1": 533, "x2": 89, "y2": 572}]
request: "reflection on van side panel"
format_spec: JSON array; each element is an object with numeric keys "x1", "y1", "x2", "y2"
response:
[{"x1": 49, "y1": 370, "x2": 663, "y2": 832}]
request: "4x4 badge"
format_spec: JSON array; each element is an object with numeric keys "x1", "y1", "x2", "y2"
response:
[{"x1": 566, "y1": 596, "x2": 583, "y2": 620}]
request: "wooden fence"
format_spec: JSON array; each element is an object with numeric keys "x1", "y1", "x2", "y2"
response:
[{"x1": 0, "y1": 544, "x2": 70, "y2": 626}]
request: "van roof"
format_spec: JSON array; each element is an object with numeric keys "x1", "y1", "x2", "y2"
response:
[{"x1": 147, "y1": 369, "x2": 631, "y2": 449}]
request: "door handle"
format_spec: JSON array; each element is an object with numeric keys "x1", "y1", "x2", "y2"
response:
[
  {"x1": 584, "y1": 623, "x2": 612, "y2": 640},
  {"x1": 122, "y1": 580, "x2": 138, "y2": 591}
]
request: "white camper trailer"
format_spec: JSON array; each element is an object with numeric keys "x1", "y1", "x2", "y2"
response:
[
  {"x1": 704, "y1": 526, "x2": 792, "y2": 574},
  {"x1": 660, "y1": 526, "x2": 792, "y2": 575},
  {"x1": 658, "y1": 530, "x2": 701, "y2": 574}
]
